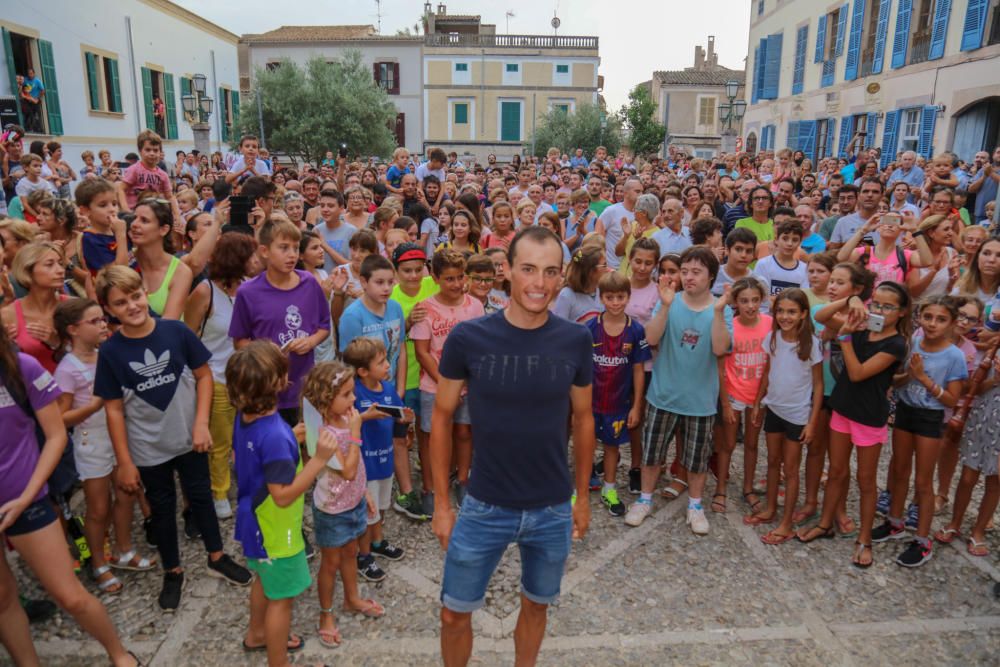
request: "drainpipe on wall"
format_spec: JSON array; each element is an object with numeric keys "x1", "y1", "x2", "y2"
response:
[
  {"x1": 210, "y1": 49, "x2": 219, "y2": 153},
  {"x1": 124, "y1": 17, "x2": 141, "y2": 135},
  {"x1": 480, "y1": 49, "x2": 485, "y2": 141}
]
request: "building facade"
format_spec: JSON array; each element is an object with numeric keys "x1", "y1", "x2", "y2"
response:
[
  {"x1": 421, "y1": 3, "x2": 600, "y2": 161},
  {"x1": 742, "y1": 0, "x2": 1000, "y2": 166},
  {"x1": 239, "y1": 26, "x2": 424, "y2": 153},
  {"x1": 1, "y1": 0, "x2": 240, "y2": 160},
  {"x1": 643, "y1": 37, "x2": 746, "y2": 159}
]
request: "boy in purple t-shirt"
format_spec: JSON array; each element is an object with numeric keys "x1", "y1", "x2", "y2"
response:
[{"x1": 229, "y1": 220, "x2": 332, "y2": 426}]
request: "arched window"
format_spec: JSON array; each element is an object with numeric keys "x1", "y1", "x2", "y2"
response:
[{"x1": 746, "y1": 132, "x2": 758, "y2": 155}]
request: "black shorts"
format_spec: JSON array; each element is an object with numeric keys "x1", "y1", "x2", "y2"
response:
[
  {"x1": 893, "y1": 401, "x2": 945, "y2": 439},
  {"x1": 4, "y1": 497, "x2": 57, "y2": 537},
  {"x1": 763, "y1": 408, "x2": 804, "y2": 441}
]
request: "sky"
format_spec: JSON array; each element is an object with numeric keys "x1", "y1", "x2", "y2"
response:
[{"x1": 173, "y1": 0, "x2": 752, "y2": 111}]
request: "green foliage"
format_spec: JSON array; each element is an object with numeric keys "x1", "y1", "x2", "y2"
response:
[
  {"x1": 527, "y1": 102, "x2": 622, "y2": 159},
  {"x1": 236, "y1": 51, "x2": 398, "y2": 164},
  {"x1": 618, "y1": 85, "x2": 666, "y2": 158}
]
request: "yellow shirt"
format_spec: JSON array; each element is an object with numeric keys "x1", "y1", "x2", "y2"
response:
[{"x1": 617, "y1": 225, "x2": 658, "y2": 277}]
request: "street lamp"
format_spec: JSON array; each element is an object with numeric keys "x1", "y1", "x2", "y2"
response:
[
  {"x1": 183, "y1": 73, "x2": 214, "y2": 155},
  {"x1": 717, "y1": 79, "x2": 746, "y2": 154}
]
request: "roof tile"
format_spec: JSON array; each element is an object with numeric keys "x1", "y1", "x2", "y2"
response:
[{"x1": 653, "y1": 69, "x2": 745, "y2": 85}]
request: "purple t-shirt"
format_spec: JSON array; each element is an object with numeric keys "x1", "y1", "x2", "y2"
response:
[
  {"x1": 0, "y1": 353, "x2": 61, "y2": 505},
  {"x1": 229, "y1": 270, "x2": 331, "y2": 409}
]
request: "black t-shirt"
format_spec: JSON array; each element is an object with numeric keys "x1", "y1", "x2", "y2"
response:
[
  {"x1": 828, "y1": 329, "x2": 907, "y2": 427},
  {"x1": 438, "y1": 311, "x2": 592, "y2": 509}
]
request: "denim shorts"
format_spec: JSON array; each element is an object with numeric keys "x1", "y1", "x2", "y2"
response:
[
  {"x1": 312, "y1": 498, "x2": 367, "y2": 549},
  {"x1": 420, "y1": 390, "x2": 471, "y2": 433},
  {"x1": 441, "y1": 495, "x2": 572, "y2": 613},
  {"x1": 393, "y1": 388, "x2": 422, "y2": 438}
]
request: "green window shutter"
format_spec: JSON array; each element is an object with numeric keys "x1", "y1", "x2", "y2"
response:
[
  {"x1": 2, "y1": 29, "x2": 23, "y2": 125},
  {"x1": 500, "y1": 101, "x2": 520, "y2": 141},
  {"x1": 108, "y1": 59, "x2": 122, "y2": 113},
  {"x1": 163, "y1": 72, "x2": 178, "y2": 139},
  {"x1": 85, "y1": 52, "x2": 100, "y2": 110},
  {"x1": 219, "y1": 86, "x2": 229, "y2": 142},
  {"x1": 231, "y1": 89, "x2": 240, "y2": 124},
  {"x1": 141, "y1": 67, "x2": 155, "y2": 130},
  {"x1": 180, "y1": 76, "x2": 191, "y2": 97},
  {"x1": 556, "y1": 64, "x2": 569, "y2": 73},
  {"x1": 454, "y1": 103, "x2": 468, "y2": 124},
  {"x1": 38, "y1": 40, "x2": 62, "y2": 135}
]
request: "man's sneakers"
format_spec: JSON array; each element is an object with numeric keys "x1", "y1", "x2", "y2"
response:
[
  {"x1": 19, "y1": 596, "x2": 57, "y2": 624},
  {"x1": 371, "y1": 540, "x2": 404, "y2": 560},
  {"x1": 897, "y1": 539, "x2": 933, "y2": 568},
  {"x1": 588, "y1": 471, "x2": 602, "y2": 492},
  {"x1": 904, "y1": 503, "x2": 919, "y2": 531},
  {"x1": 628, "y1": 468, "x2": 641, "y2": 495},
  {"x1": 421, "y1": 491, "x2": 435, "y2": 518},
  {"x1": 357, "y1": 554, "x2": 387, "y2": 582},
  {"x1": 207, "y1": 554, "x2": 252, "y2": 586},
  {"x1": 876, "y1": 489, "x2": 891, "y2": 517},
  {"x1": 182, "y1": 508, "x2": 201, "y2": 541},
  {"x1": 158, "y1": 571, "x2": 184, "y2": 612},
  {"x1": 601, "y1": 488, "x2": 626, "y2": 517},
  {"x1": 687, "y1": 505, "x2": 709, "y2": 535},
  {"x1": 872, "y1": 519, "x2": 907, "y2": 542},
  {"x1": 213, "y1": 498, "x2": 232, "y2": 520},
  {"x1": 393, "y1": 491, "x2": 427, "y2": 520},
  {"x1": 624, "y1": 499, "x2": 652, "y2": 527}
]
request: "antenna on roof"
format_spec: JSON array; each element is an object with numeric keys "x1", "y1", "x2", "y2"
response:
[
  {"x1": 375, "y1": 0, "x2": 382, "y2": 33},
  {"x1": 505, "y1": 10, "x2": 515, "y2": 34}
]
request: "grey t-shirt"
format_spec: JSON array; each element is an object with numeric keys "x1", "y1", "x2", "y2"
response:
[{"x1": 318, "y1": 220, "x2": 358, "y2": 272}]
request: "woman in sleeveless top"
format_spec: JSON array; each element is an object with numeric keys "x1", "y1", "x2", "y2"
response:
[
  {"x1": 129, "y1": 199, "x2": 194, "y2": 319},
  {"x1": 183, "y1": 233, "x2": 261, "y2": 517},
  {"x1": 1, "y1": 242, "x2": 68, "y2": 373}
]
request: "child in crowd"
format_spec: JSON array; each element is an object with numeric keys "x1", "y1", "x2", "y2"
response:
[
  {"x1": 537, "y1": 211, "x2": 572, "y2": 264},
  {"x1": 753, "y1": 220, "x2": 809, "y2": 314},
  {"x1": 302, "y1": 361, "x2": 384, "y2": 649},
  {"x1": 227, "y1": 341, "x2": 336, "y2": 665},
  {"x1": 384, "y1": 147, "x2": 410, "y2": 195},
  {"x1": 93, "y1": 266, "x2": 251, "y2": 612},
  {"x1": 714, "y1": 277, "x2": 770, "y2": 516},
  {"x1": 118, "y1": 130, "x2": 173, "y2": 212},
  {"x1": 411, "y1": 250, "x2": 485, "y2": 504},
  {"x1": 53, "y1": 298, "x2": 155, "y2": 595},
  {"x1": 804, "y1": 252, "x2": 835, "y2": 306},
  {"x1": 15, "y1": 154, "x2": 55, "y2": 221},
  {"x1": 437, "y1": 209, "x2": 481, "y2": 255},
  {"x1": 711, "y1": 227, "x2": 756, "y2": 296},
  {"x1": 486, "y1": 201, "x2": 516, "y2": 249},
  {"x1": 484, "y1": 247, "x2": 511, "y2": 312},
  {"x1": 344, "y1": 337, "x2": 413, "y2": 582},
  {"x1": 746, "y1": 289, "x2": 823, "y2": 544},
  {"x1": 587, "y1": 272, "x2": 651, "y2": 516},
  {"x1": 465, "y1": 253, "x2": 496, "y2": 312},
  {"x1": 553, "y1": 245, "x2": 605, "y2": 323},
  {"x1": 226, "y1": 135, "x2": 272, "y2": 184},
  {"x1": 296, "y1": 230, "x2": 337, "y2": 363},
  {"x1": 230, "y1": 220, "x2": 331, "y2": 427}
]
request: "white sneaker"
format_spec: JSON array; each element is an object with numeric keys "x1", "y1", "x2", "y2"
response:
[
  {"x1": 624, "y1": 501, "x2": 652, "y2": 527},
  {"x1": 214, "y1": 499, "x2": 232, "y2": 519},
  {"x1": 687, "y1": 507, "x2": 709, "y2": 535}
]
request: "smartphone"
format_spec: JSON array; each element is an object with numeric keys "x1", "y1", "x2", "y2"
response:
[
  {"x1": 374, "y1": 404, "x2": 406, "y2": 420},
  {"x1": 867, "y1": 313, "x2": 885, "y2": 332},
  {"x1": 882, "y1": 213, "x2": 901, "y2": 227},
  {"x1": 338, "y1": 143, "x2": 348, "y2": 159},
  {"x1": 229, "y1": 195, "x2": 252, "y2": 227}
]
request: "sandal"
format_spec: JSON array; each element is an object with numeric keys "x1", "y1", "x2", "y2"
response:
[
  {"x1": 743, "y1": 512, "x2": 776, "y2": 526},
  {"x1": 934, "y1": 527, "x2": 961, "y2": 544},
  {"x1": 344, "y1": 598, "x2": 384, "y2": 618},
  {"x1": 742, "y1": 490, "x2": 763, "y2": 513},
  {"x1": 852, "y1": 541, "x2": 873, "y2": 569},
  {"x1": 710, "y1": 493, "x2": 727, "y2": 514},
  {"x1": 242, "y1": 633, "x2": 304, "y2": 652},
  {"x1": 316, "y1": 606, "x2": 341, "y2": 648},
  {"x1": 791, "y1": 507, "x2": 818, "y2": 526},
  {"x1": 796, "y1": 522, "x2": 835, "y2": 543},
  {"x1": 91, "y1": 565, "x2": 123, "y2": 594},
  {"x1": 110, "y1": 549, "x2": 156, "y2": 572},
  {"x1": 660, "y1": 480, "x2": 688, "y2": 500},
  {"x1": 836, "y1": 516, "x2": 858, "y2": 539},
  {"x1": 761, "y1": 529, "x2": 795, "y2": 545},
  {"x1": 967, "y1": 538, "x2": 990, "y2": 557}
]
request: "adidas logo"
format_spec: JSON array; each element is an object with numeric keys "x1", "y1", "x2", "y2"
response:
[{"x1": 129, "y1": 349, "x2": 170, "y2": 377}]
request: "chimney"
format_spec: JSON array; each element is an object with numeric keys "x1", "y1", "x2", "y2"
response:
[
  {"x1": 707, "y1": 35, "x2": 718, "y2": 68},
  {"x1": 694, "y1": 45, "x2": 705, "y2": 70},
  {"x1": 437, "y1": 3, "x2": 446, "y2": 14}
]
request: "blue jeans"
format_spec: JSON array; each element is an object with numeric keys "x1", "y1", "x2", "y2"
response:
[{"x1": 441, "y1": 495, "x2": 572, "y2": 613}]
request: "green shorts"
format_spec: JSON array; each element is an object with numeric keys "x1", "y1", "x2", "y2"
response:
[{"x1": 247, "y1": 550, "x2": 311, "y2": 600}]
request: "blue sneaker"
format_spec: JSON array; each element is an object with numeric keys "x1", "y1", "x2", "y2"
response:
[
  {"x1": 876, "y1": 490, "x2": 891, "y2": 517},
  {"x1": 904, "y1": 503, "x2": 919, "y2": 531}
]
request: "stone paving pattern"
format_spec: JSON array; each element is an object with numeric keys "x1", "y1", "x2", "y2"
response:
[{"x1": 5, "y1": 443, "x2": 1000, "y2": 666}]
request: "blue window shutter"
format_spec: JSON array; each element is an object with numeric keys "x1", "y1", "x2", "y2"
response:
[
  {"x1": 821, "y1": 59, "x2": 836, "y2": 87},
  {"x1": 880, "y1": 110, "x2": 899, "y2": 169},
  {"x1": 768, "y1": 124, "x2": 776, "y2": 150},
  {"x1": 872, "y1": 0, "x2": 892, "y2": 73},
  {"x1": 838, "y1": 116, "x2": 853, "y2": 157},
  {"x1": 835, "y1": 4, "x2": 849, "y2": 56},
  {"x1": 800, "y1": 121, "x2": 818, "y2": 161},
  {"x1": 763, "y1": 33, "x2": 783, "y2": 99},
  {"x1": 866, "y1": 112, "x2": 879, "y2": 150},
  {"x1": 917, "y1": 106, "x2": 937, "y2": 158},
  {"x1": 752, "y1": 45, "x2": 761, "y2": 104},
  {"x1": 928, "y1": 0, "x2": 953, "y2": 59},
  {"x1": 792, "y1": 25, "x2": 808, "y2": 94},
  {"x1": 962, "y1": 0, "x2": 990, "y2": 51},
  {"x1": 891, "y1": 0, "x2": 913, "y2": 68},
  {"x1": 815, "y1": 14, "x2": 828, "y2": 63},
  {"x1": 759, "y1": 126, "x2": 768, "y2": 152},
  {"x1": 844, "y1": 0, "x2": 866, "y2": 81},
  {"x1": 787, "y1": 121, "x2": 800, "y2": 150},
  {"x1": 826, "y1": 117, "x2": 837, "y2": 157}
]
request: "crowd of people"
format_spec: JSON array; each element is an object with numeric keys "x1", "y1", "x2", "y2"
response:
[{"x1": 1, "y1": 119, "x2": 1000, "y2": 667}]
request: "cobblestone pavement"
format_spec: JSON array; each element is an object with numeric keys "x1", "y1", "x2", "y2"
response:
[{"x1": 5, "y1": 443, "x2": 1000, "y2": 666}]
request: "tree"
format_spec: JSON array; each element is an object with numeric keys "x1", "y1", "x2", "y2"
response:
[
  {"x1": 236, "y1": 51, "x2": 398, "y2": 165},
  {"x1": 527, "y1": 103, "x2": 623, "y2": 159},
  {"x1": 618, "y1": 84, "x2": 666, "y2": 158}
]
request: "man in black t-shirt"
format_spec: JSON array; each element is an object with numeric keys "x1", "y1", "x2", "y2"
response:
[{"x1": 430, "y1": 226, "x2": 595, "y2": 667}]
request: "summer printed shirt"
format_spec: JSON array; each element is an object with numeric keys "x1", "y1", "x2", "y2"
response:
[
  {"x1": 354, "y1": 380, "x2": 404, "y2": 481},
  {"x1": 408, "y1": 294, "x2": 485, "y2": 393},
  {"x1": 121, "y1": 162, "x2": 171, "y2": 210},
  {"x1": 725, "y1": 315, "x2": 772, "y2": 404},
  {"x1": 339, "y1": 299, "x2": 405, "y2": 380},
  {"x1": 312, "y1": 424, "x2": 367, "y2": 515}
]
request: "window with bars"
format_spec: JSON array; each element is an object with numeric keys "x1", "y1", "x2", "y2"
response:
[
  {"x1": 374, "y1": 62, "x2": 399, "y2": 94},
  {"x1": 900, "y1": 108, "x2": 920, "y2": 151}
]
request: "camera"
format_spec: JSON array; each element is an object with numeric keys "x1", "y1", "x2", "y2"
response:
[
  {"x1": 228, "y1": 195, "x2": 252, "y2": 228},
  {"x1": 867, "y1": 313, "x2": 885, "y2": 332}
]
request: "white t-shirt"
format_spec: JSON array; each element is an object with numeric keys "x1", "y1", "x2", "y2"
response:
[
  {"x1": 227, "y1": 157, "x2": 272, "y2": 181},
  {"x1": 420, "y1": 217, "x2": 439, "y2": 256},
  {"x1": 414, "y1": 162, "x2": 445, "y2": 183},
  {"x1": 598, "y1": 202, "x2": 634, "y2": 270},
  {"x1": 752, "y1": 255, "x2": 809, "y2": 314},
  {"x1": 761, "y1": 331, "x2": 822, "y2": 425}
]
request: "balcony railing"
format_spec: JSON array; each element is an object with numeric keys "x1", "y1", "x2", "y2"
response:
[
  {"x1": 425, "y1": 33, "x2": 598, "y2": 49},
  {"x1": 909, "y1": 31, "x2": 931, "y2": 65}
]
